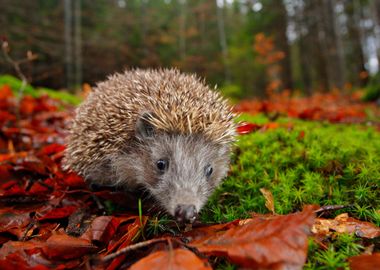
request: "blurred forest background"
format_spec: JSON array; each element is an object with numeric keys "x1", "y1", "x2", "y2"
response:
[{"x1": 1, "y1": 0, "x2": 380, "y2": 98}]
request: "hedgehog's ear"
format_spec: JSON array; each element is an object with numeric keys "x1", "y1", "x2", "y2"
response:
[{"x1": 136, "y1": 112, "x2": 155, "y2": 139}]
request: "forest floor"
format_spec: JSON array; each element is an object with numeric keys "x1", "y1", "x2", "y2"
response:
[{"x1": 0, "y1": 80, "x2": 379, "y2": 269}]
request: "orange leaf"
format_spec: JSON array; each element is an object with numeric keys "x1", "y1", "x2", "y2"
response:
[
  {"x1": 129, "y1": 249, "x2": 212, "y2": 270},
  {"x1": 0, "y1": 85, "x2": 14, "y2": 99}
]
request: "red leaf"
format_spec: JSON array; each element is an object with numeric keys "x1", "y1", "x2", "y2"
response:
[
  {"x1": 297, "y1": 130, "x2": 305, "y2": 140},
  {"x1": 129, "y1": 249, "x2": 212, "y2": 270},
  {"x1": 236, "y1": 122, "x2": 261, "y2": 134},
  {"x1": 20, "y1": 96, "x2": 36, "y2": 115},
  {"x1": 40, "y1": 143, "x2": 65, "y2": 156},
  {"x1": 0, "y1": 111, "x2": 16, "y2": 123},
  {"x1": 0, "y1": 240, "x2": 44, "y2": 258},
  {"x1": 0, "y1": 85, "x2": 14, "y2": 99},
  {"x1": 106, "y1": 218, "x2": 145, "y2": 270},
  {"x1": 63, "y1": 173, "x2": 86, "y2": 188},
  {"x1": 37, "y1": 206, "x2": 77, "y2": 221},
  {"x1": 189, "y1": 205, "x2": 316, "y2": 269},
  {"x1": 0, "y1": 250, "x2": 49, "y2": 270}
]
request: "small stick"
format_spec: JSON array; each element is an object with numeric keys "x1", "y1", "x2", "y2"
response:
[
  {"x1": 1, "y1": 40, "x2": 29, "y2": 98},
  {"x1": 314, "y1": 204, "x2": 354, "y2": 214},
  {"x1": 100, "y1": 238, "x2": 168, "y2": 263}
]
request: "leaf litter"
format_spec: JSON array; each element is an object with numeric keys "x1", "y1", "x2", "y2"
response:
[{"x1": 0, "y1": 84, "x2": 379, "y2": 269}]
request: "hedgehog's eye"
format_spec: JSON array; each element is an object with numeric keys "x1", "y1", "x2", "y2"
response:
[
  {"x1": 156, "y1": 159, "x2": 168, "y2": 173},
  {"x1": 205, "y1": 164, "x2": 213, "y2": 178}
]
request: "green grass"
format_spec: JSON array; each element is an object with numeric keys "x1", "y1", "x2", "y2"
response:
[{"x1": 198, "y1": 114, "x2": 379, "y2": 269}]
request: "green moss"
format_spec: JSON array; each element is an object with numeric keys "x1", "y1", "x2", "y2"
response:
[
  {"x1": 305, "y1": 234, "x2": 364, "y2": 270},
  {"x1": 200, "y1": 114, "x2": 379, "y2": 269},
  {"x1": 202, "y1": 114, "x2": 380, "y2": 222}
]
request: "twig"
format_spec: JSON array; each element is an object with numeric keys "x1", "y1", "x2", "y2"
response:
[
  {"x1": 1, "y1": 40, "x2": 38, "y2": 124},
  {"x1": 314, "y1": 204, "x2": 354, "y2": 214},
  {"x1": 1, "y1": 40, "x2": 29, "y2": 98},
  {"x1": 100, "y1": 238, "x2": 168, "y2": 263}
]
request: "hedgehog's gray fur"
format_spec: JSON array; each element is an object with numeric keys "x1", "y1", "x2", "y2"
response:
[{"x1": 63, "y1": 68, "x2": 236, "y2": 217}]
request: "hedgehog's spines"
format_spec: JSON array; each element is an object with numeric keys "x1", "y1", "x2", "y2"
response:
[{"x1": 63, "y1": 69, "x2": 236, "y2": 178}]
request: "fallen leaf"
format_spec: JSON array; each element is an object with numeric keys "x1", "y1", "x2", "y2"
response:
[
  {"x1": 105, "y1": 217, "x2": 146, "y2": 270},
  {"x1": 189, "y1": 205, "x2": 316, "y2": 269},
  {"x1": 0, "y1": 85, "x2": 14, "y2": 99},
  {"x1": 236, "y1": 122, "x2": 261, "y2": 134},
  {"x1": 129, "y1": 249, "x2": 212, "y2": 270},
  {"x1": 312, "y1": 213, "x2": 380, "y2": 239},
  {"x1": 37, "y1": 205, "x2": 77, "y2": 221},
  {"x1": 42, "y1": 233, "x2": 97, "y2": 260},
  {"x1": 348, "y1": 253, "x2": 380, "y2": 270},
  {"x1": 259, "y1": 188, "x2": 275, "y2": 214},
  {"x1": 0, "y1": 211, "x2": 31, "y2": 237},
  {"x1": 81, "y1": 216, "x2": 120, "y2": 244}
]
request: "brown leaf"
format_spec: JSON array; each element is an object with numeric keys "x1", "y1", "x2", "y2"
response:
[
  {"x1": 348, "y1": 253, "x2": 380, "y2": 270},
  {"x1": 260, "y1": 188, "x2": 275, "y2": 214},
  {"x1": 42, "y1": 233, "x2": 97, "y2": 260},
  {"x1": 81, "y1": 216, "x2": 120, "y2": 244},
  {"x1": 184, "y1": 221, "x2": 240, "y2": 243},
  {"x1": 0, "y1": 240, "x2": 44, "y2": 258},
  {"x1": 189, "y1": 205, "x2": 316, "y2": 269},
  {"x1": 129, "y1": 249, "x2": 212, "y2": 270},
  {"x1": 312, "y1": 213, "x2": 380, "y2": 239},
  {"x1": 0, "y1": 210, "x2": 31, "y2": 238}
]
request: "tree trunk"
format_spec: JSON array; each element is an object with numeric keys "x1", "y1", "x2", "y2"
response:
[
  {"x1": 74, "y1": 0, "x2": 82, "y2": 89},
  {"x1": 216, "y1": 0, "x2": 231, "y2": 83},
  {"x1": 64, "y1": 0, "x2": 74, "y2": 91},
  {"x1": 178, "y1": 0, "x2": 187, "y2": 59},
  {"x1": 276, "y1": 0, "x2": 293, "y2": 90}
]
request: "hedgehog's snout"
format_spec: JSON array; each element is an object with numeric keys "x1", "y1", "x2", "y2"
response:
[{"x1": 174, "y1": 204, "x2": 198, "y2": 223}]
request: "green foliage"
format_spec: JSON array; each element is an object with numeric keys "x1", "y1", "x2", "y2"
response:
[
  {"x1": 305, "y1": 234, "x2": 364, "y2": 269},
  {"x1": 0, "y1": 75, "x2": 81, "y2": 105},
  {"x1": 219, "y1": 84, "x2": 244, "y2": 103},
  {"x1": 362, "y1": 72, "x2": 380, "y2": 101}
]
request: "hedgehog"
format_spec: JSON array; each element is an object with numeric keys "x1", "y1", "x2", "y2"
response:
[{"x1": 63, "y1": 68, "x2": 236, "y2": 223}]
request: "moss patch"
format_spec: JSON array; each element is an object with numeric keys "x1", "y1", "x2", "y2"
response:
[{"x1": 200, "y1": 114, "x2": 379, "y2": 269}]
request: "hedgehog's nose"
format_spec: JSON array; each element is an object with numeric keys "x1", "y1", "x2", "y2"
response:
[{"x1": 174, "y1": 204, "x2": 197, "y2": 223}]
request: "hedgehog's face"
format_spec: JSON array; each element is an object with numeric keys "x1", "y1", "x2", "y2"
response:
[{"x1": 134, "y1": 115, "x2": 231, "y2": 223}]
